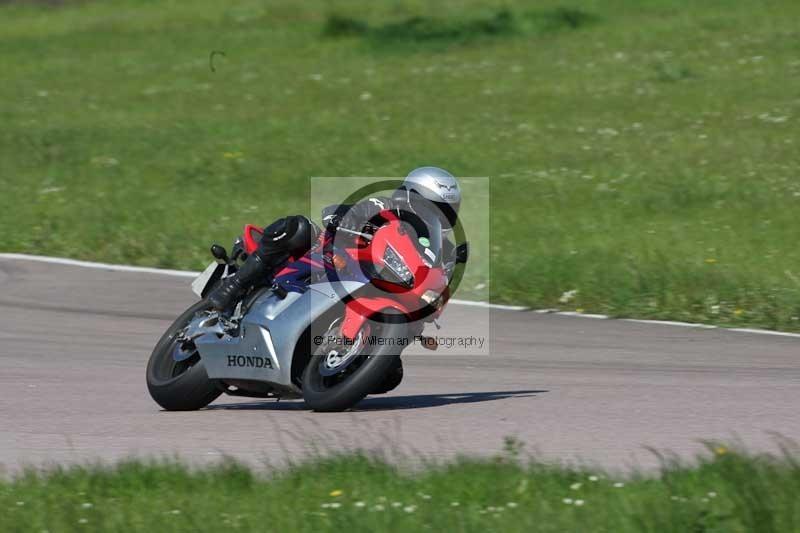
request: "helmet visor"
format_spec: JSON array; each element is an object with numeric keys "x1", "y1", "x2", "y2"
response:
[{"x1": 407, "y1": 193, "x2": 459, "y2": 230}]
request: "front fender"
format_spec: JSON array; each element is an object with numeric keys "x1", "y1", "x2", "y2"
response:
[{"x1": 341, "y1": 296, "x2": 408, "y2": 339}]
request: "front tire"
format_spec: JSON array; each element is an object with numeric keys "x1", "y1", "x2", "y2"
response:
[
  {"x1": 302, "y1": 316, "x2": 407, "y2": 412},
  {"x1": 370, "y1": 358, "x2": 404, "y2": 394},
  {"x1": 146, "y1": 300, "x2": 222, "y2": 411}
]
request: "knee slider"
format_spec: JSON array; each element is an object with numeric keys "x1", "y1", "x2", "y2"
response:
[
  {"x1": 285, "y1": 215, "x2": 320, "y2": 255},
  {"x1": 260, "y1": 215, "x2": 319, "y2": 257}
]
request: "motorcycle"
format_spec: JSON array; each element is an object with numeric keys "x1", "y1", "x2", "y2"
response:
[{"x1": 146, "y1": 207, "x2": 468, "y2": 412}]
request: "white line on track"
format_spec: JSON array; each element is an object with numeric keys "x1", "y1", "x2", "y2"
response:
[
  {"x1": 447, "y1": 299, "x2": 527, "y2": 311},
  {"x1": 727, "y1": 328, "x2": 800, "y2": 338},
  {"x1": 0, "y1": 253, "x2": 199, "y2": 278},
  {"x1": 621, "y1": 318, "x2": 717, "y2": 329},
  {"x1": 533, "y1": 313, "x2": 800, "y2": 337},
  {"x1": 2, "y1": 252, "x2": 800, "y2": 338}
]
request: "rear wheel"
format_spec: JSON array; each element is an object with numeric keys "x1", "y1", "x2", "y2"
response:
[
  {"x1": 146, "y1": 300, "x2": 222, "y2": 411},
  {"x1": 302, "y1": 315, "x2": 407, "y2": 412}
]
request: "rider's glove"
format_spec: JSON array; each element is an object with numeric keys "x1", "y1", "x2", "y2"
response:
[{"x1": 321, "y1": 208, "x2": 342, "y2": 229}]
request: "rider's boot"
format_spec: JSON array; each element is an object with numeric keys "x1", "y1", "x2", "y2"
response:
[
  {"x1": 207, "y1": 215, "x2": 316, "y2": 312},
  {"x1": 207, "y1": 252, "x2": 273, "y2": 312}
]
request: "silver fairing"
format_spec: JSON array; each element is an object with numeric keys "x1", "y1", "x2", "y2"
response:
[{"x1": 193, "y1": 281, "x2": 365, "y2": 392}]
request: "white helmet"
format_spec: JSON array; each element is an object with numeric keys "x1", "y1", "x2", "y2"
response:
[{"x1": 396, "y1": 166, "x2": 461, "y2": 227}]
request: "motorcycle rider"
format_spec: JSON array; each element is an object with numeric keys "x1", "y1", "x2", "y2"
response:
[{"x1": 207, "y1": 166, "x2": 462, "y2": 312}]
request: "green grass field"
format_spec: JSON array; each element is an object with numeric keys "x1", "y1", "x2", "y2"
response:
[
  {"x1": 2, "y1": 442, "x2": 799, "y2": 532},
  {"x1": 2, "y1": 0, "x2": 800, "y2": 329}
]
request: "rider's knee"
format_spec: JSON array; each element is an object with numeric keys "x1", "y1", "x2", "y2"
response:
[{"x1": 259, "y1": 215, "x2": 319, "y2": 258}]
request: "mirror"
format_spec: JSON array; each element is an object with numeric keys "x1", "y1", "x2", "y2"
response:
[
  {"x1": 210, "y1": 244, "x2": 229, "y2": 264},
  {"x1": 455, "y1": 242, "x2": 469, "y2": 264}
]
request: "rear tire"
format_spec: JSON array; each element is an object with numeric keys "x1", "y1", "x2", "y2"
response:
[
  {"x1": 146, "y1": 300, "x2": 222, "y2": 411},
  {"x1": 302, "y1": 317, "x2": 407, "y2": 412}
]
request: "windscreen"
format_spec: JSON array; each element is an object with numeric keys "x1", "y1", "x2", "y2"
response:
[{"x1": 401, "y1": 203, "x2": 442, "y2": 266}]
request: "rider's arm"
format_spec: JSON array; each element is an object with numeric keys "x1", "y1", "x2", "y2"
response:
[{"x1": 321, "y1": 197, "x2": 401, "y2": 231}]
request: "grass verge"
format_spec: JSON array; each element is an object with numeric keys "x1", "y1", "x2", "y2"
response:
[
  {"x1": 2, "y1": 0, "x2": 800, "y2": 329},
  {"x1": 1, "y1": 442, "x2": 799, "y2": 532}
]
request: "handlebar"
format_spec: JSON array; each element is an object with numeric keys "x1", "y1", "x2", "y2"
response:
[{"x1": 335, "y1": 226, "x2": 374, "y2": 241}]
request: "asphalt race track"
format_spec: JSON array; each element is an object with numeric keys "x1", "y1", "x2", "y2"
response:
[{"x1": 1, "y1": 257, "x2": 799, "y2": 473}]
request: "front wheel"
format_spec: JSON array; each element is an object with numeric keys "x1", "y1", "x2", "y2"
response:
[
  {"x1": 302, "y1": 315, "x2": 407, "y2": 412},
  {"x1": 146, "y1": 300, "x2": 222, "y2": 411}
]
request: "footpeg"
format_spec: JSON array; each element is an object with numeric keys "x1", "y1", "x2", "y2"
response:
[{"x1": 272, "y1": 283, "x2": 288, "y2": 299}]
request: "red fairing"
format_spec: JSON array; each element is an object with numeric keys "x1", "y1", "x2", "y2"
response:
[
  {"x1": 341, "y1": 297, "x2": 407, "y2": 339},
  {"x1": 340, "y1": 213, "x2": 449, "y2": 340},
  {"x1": 243, "y1": 224, "x2": 263, "y2": 254}
]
